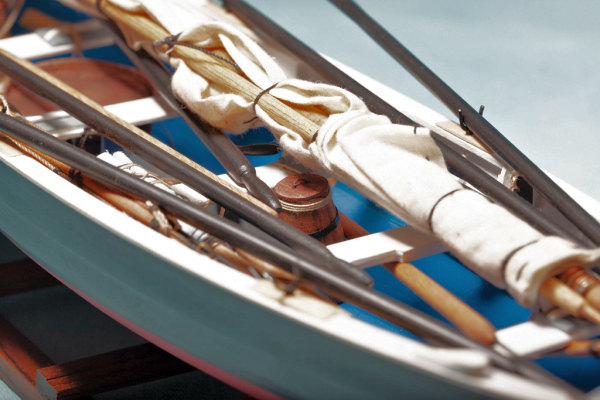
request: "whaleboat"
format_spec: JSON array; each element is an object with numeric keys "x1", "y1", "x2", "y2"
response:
[{"x1": 0, "y1": 0, "x2": 599, "y2": 399}]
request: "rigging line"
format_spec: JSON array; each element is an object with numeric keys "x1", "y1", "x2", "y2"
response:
[
  {"x1": 221, "y1": 0, "x2": 416, "y2": 126},
  {"x1": 0, "y1": 111, "x2": 551, "y2": 382},
  {"x1": 0, "y1": 47, "x2": 372, "y2": 287},
  {"x1": 100, "y1": 19, "x2": 282, "y2": 213},
  {"x1": 330, "y1": 0, "x2": 600, "y2": 246}
]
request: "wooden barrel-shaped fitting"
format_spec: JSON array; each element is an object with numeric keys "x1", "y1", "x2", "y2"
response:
[
  {"x1": 2, "y1": 57, "x2": 154, "y2": 116},
  {"x1": 273, "y1": 173, "x2": 344, "y2": 245}
]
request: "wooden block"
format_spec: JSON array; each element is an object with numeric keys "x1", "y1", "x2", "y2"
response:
[
  {"x1": 0, "y1": 258, "x2": 60, "y2": 297},
  {"x1": 0, "y1": 314, "x2": 54, "y2": 400},
  {"x1": 36, "y1": 343, "x2": 195, "y2": 400}
]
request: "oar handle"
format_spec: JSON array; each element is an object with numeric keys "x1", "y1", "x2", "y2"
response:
[
  {"x1": 339, "y1": 212, "x2": 496, "y2": 345},
  {"x1": 385, "y1": 262, "x2": 496, "y2": 345}
]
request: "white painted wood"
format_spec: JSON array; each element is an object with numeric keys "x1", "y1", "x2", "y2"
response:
[
  {"x1": 327, "y1": 226, "x2": 446, "y2": 268},
  {"x1": 27, "y1": 97, "x2": 172, "y2": 139},
  {"x1": 495, "y1": 321, "x2": 574, "y2": 357},
  {"x1": 0, "y1": 20, "x2": 111, "y2": 60}
]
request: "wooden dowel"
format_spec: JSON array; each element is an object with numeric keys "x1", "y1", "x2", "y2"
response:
[
  {"x1": 539, "y1": 277, "x2": 600, "y2": 324},
  {"x1": 340, "y1": 212, "x2": 496, "y2": 345},
  {"x1": 386, "y1": 262, "x2": 496, "y2": 345},
  {"x1": 18, "y1": 7, "x2": 62, "y2": 31},
  {"x1": 344, "y1": 193, "x2": 600, "y2": 328},
  {"x1": 558, "y1": 266, "x2": 600, "y2": 311},
  {"x1": 339, "y1": 212, "x2": 369, "y2": 239}
]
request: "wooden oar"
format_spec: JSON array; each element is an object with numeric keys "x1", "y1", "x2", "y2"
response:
[
  {"x1": 342, "y1": 209, "x2": 600, "y2": 328},
  {"x1": 339, "y1": 212, "x2": 496, "y2": 345},
  {"x1": 0, "y1": 57, "x2": 573, "y2": 395},
  {"x1": 0, "y1": 47, "x2": 372, "y2": 287}
]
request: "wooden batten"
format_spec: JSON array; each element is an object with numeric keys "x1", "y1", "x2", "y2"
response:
[
  {"x1": 36, "y1": 343, "x2": 195, "y2": 400},
  {"x1": 0, "y1": 315, "x2": 53, "y2": 400}
]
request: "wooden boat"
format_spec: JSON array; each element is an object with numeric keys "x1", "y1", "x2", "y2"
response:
[{"x1": 0, "y1": 1, "x2": 599, "y2": 398}]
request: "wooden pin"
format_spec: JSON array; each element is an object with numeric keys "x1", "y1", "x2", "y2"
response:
[
  {"x1": 539, "y1": 277, "x2": 600, "y2": 325},
  {"x1": 558, "y1": 266, "x2": 600, "y2": 311}
]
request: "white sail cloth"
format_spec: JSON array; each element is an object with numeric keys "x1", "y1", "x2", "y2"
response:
[{"x1": 94, "y1": 0, "x2": 600, "y2": 307}]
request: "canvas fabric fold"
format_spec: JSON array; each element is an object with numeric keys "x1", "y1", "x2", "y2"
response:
[{"x1": 98, "y1": 0, "x2": 600, "y2": 307}]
